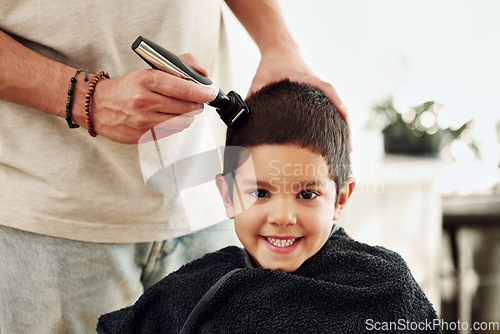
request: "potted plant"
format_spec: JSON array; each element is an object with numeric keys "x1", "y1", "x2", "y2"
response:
[{"x1": 370, "y1": 97, "x2": 478, "y2": 158}]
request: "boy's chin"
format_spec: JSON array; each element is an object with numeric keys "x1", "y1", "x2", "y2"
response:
[
  {"x1": 256, "y1": 259, "x2": 304, "y2": 273},
  {"x1": 271, "y1": 264, "x2": 302, "y2": 273}
]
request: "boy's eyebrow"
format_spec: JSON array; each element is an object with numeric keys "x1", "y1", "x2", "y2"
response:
[{"x1": 238, "y1": 179, "x2": 327, "y2": 188}]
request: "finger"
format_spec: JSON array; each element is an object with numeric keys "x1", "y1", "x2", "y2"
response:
[
  {"x1": 150, "y1": 93, "x2": 205, "y2": 116},
  {"x1": 149, "y1": 71, "x2": 216, "y2": 103},
  {"x1": 179, "y1": 53, "x2": 210, "y2": 77},
  {"x1": 127, "y1": 107, "x2": 197, "y2": 132},
  {"x1": 315, "y1": 82, "x2": 349, "y2": 121},
  {"x1": 130, "y1": 86, "x2": 205, "y2": 116}
]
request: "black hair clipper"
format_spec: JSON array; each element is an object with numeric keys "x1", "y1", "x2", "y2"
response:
[{"x1": 132, "y1": 36, "x2": 249, "y2": 128}]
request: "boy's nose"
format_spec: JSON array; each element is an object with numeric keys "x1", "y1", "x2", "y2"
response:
[{"x1": 267, "y1": 197, "x2": 297, "y2": 228}]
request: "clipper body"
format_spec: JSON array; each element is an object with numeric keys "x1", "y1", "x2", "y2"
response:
[{"x1": 132, "y1": 36, "x2": 249, "y2": 128}]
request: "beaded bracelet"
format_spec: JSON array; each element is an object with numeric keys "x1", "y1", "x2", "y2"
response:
[
  {"x1": 84, "y1": 71, "x2": 110, "y2": 137},
  {"x1": 65, "y1": 69, "x2": 85, "y2": 128}
]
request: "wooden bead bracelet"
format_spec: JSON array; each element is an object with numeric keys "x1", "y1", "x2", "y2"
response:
[{"x1": 85, "y1": 71, "x2": 110, "y2": 137}]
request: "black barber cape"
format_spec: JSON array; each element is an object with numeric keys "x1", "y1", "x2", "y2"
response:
[{"x1": 97, "y1": 228, "x2": 441, "y2": 334}]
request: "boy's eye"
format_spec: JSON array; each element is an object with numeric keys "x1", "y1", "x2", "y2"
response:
[
  {"x1": 249, "y1": 189, "x2": 269, "y2": 198},
  {"x1": 297, "y1": 190, "x2": 319, "y2": 200}
]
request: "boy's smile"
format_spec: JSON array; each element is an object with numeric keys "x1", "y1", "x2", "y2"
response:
[{"x1": 217, "y1": 144, "x2": 354, "y2": 272}]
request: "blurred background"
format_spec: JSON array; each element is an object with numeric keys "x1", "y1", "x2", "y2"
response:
[{"x1": 224, "y1": 1, "x2": 499, "y2": 333}]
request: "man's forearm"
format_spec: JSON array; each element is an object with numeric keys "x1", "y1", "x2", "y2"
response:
[
  {"x1": 0, "y1": 31, "x2": 89, "y2": 124},
  {"x1": 225, "y1": 0, "x2": 300, "y2": 57}
]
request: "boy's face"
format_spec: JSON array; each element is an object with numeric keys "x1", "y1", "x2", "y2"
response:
[{"x1": 217, "y1": 144, "x2": 354, "y2": 272}]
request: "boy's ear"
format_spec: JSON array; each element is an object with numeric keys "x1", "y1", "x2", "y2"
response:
[
  {"x1": 333, "y1": 176, "x2": 356, "y2": 220},
  {"x1": 215, "y1": 173, "x2": 235, "y2": 219}
]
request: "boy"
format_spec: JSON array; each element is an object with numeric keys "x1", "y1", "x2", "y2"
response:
[{"x1": 97, "y1": 80, "x2": 440, "y2": 333}]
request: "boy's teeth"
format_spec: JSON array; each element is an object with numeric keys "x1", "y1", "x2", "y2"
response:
[{"x1": 266, "y1": 237, "x2": 298, "y2": 247}]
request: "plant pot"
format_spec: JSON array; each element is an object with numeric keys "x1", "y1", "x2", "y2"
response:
[{"x1": 383, "y1": 126, "x2": 442, "y2": 157}]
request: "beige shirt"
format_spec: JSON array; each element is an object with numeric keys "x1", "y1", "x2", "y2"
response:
[{"x1": 0, "y1": 0, "x2": 232, "y2": 242}]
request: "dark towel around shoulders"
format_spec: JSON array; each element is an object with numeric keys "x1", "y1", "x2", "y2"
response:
[{"x1": 97, "y1": 228, "x2": 441, "y2": 333}]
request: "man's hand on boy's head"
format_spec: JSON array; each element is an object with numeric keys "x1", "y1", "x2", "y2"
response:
[{"x1": 247, "y1": 50, "x2": 349, "y2": 121}]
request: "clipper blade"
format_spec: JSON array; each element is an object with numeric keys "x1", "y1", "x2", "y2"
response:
[{"x1": 216, "y1": 91, "x2": 249, "y2": 128}]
